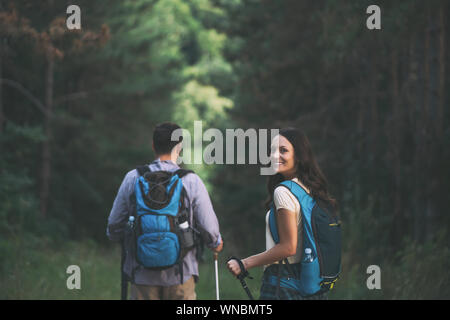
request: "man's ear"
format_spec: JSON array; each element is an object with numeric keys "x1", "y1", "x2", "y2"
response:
[{"x1": 173, "y1": 142, "x2": 182, "y2": 156}]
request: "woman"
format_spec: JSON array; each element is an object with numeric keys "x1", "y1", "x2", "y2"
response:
[{"x1": 226, "y1": 127, "x2": 337, "y2": 300}]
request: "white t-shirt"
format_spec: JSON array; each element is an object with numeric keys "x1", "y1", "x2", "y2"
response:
[{"x1": 265, "y1": 178, "x2": 307, "y2": 264}]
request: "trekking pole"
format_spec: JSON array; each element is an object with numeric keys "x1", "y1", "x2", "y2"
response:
[
  {"x1": 214, "y1": 253, "x2": 220, "y2": 300},
  {"x1": 228, "y1": 257, "x2": 254, "y2": 300},
  {"x1": 237, "y1": 273, "x2": 254, "y2": 300},
  {"x1": 121, "y1": 216, "x2": 134, "y2": 300}
]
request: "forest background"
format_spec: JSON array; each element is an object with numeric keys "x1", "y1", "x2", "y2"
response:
[{"x1": 1, "y1": 0, "x2": 449, "y2": 299}]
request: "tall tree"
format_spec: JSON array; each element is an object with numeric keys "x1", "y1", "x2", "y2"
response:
[{"x1": 0, "y1": 3, "x2": 109, "y2": 218}]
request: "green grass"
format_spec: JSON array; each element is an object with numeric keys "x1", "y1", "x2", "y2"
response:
[
  {"x1": 2, "y1": 235, "x2": 448, "y2": 299},
  {"x1": 0, "y1": 237, "x2": 121, "y2": 299},
  {"x1": 0, "y1": 237, "x2": 263, "y2": 300},
  {"x1": 196, "y1": 256, "x2": 263, "y2": 300}
]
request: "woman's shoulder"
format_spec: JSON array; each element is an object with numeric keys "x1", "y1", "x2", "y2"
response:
[
  {"x1": 291, "y1": 178, "x2": 311, "y2": 195},
  {"x1": 273, "y1": 184, "x2": 300, "y2": 209},
  {"x1": 275, "y1": 178, "x2": 309, "y2": 194},
  {"x1": 274, "y1": 183, "x2": 291, "y2": 196}
]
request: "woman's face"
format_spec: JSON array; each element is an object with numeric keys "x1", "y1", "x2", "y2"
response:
[{"x1": 271, "y1": 135, "x2": 297, "y2": 178}]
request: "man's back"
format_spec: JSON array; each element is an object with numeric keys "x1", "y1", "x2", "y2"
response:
[
  {"x1": 107, "y1": 159, "x2": 222, "y2": 294},
  {"x1": 107, "y1": 122, "x2": 223, "y2": 299}
]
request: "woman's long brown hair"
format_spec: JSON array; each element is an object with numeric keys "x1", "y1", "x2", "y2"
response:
[{"x1": 265, "y1": 128, "x2": 337, "y2": 210}]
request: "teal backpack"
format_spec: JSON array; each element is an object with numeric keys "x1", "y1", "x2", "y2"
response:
[
  {"x1": 268, "y1": 180, "x2": 342, "y2": 297},
  {"x1": 129, "y1": 165, "x2": 198, "y2": 283}
]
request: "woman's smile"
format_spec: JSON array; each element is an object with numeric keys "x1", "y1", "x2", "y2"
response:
[{"x1": 271, "y1": 135, "x2": 297, "y2": 177}]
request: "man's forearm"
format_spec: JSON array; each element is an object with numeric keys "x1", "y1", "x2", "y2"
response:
[
  {"x1": 107, "y1": 220, "x2": 126, "y2": 242},
  {"x1": 107, "y1": 172, "x2": 135, "y2": 241}
]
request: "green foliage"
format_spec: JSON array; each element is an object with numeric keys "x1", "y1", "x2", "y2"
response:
[
  {"x1": 0, "y1": 236, "x2": 263, "y2": 300},
  {"x1": 386, "y1": 231, "x2": 450, "y2": 299},
  {"x1": 1, "y1": 0, "x2": 236, "y2": 244},
  {"x1": 0, "y1": 238, "x2": 120, "y2": 299},
  {"x1": 330, "y1": 229, "x2": 450, "y2": 300},
  {"x1": 1, "y1": 0, "x2": 449, "y2": 300},
  {"x1": 0, "y1": 122, "x2": 43, "y2": 240}
]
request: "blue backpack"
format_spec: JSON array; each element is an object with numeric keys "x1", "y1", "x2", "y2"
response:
[
  {"x1": 131, "y1": 165, "x2": 197, "y2": 283},
  {"x1": 268, "y1": 180, "x2": 342, "y2": 297}
]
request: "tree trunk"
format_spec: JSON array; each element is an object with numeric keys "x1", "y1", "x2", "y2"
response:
[
  {"x1": 437, "y1": 8, "x2": 445, "y2": 139},
  {"x1": 40, "y1": 56, "x2": 54, "y2": 218},
  {"x1": 369, "y1": 63, "x2": 378, "y2": 157},
  {"x1": 390, "y1": 49, "x2": 402, "y2": 244},
  {"x1": 357, "y1": 77, "x2": 365, "y2": 157},
  {"x1": 0, "y1": 38, "x2": 3, "y2": 133},
  {"x1": 409, "y1": 34, "x2": 425, "y2": 243},
  {"x1": 423, "y1": 8, "x2": 442, "y2": 241},
  {"x1": 422, "y1": 17, "x2": 432, "y2": 242}
]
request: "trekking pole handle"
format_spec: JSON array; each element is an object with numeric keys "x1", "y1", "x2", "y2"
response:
[
  {"x1": 227, "y1": 256, "x2": 253, "y2": 280},
  {"x1": 227, "y1": 256, "x2": 254, "y2": 300}
]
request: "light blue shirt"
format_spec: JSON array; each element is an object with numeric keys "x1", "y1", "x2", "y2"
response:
[{"x1": 107, "y1": 159, "x2": 222, "y2": 286}]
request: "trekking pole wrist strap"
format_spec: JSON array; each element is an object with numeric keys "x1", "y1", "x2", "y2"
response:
[{"x1": 228, "y1": 256, "x2": 253, "y2": 280}]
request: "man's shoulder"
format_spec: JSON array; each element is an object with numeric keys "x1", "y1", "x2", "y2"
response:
[
  {"x1": 180, "y1": 170, "x2": 201, "y2": 185},
  {"x1": 120, "y1": 168, "x2": 139, "y2": 186},
  {"x1": 125, "y1": 168, "x2": 139, "y2": 178},
  {"x1": 180, "y1": 171, "x2": 209, "y2": 197}
]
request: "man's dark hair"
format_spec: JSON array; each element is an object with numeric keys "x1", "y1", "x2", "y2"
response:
[{"x1": 153, "y1": 122, "x2": 183, "y2": 155}]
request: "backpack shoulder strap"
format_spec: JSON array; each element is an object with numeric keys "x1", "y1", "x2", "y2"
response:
[
  {"x1": 277, "y1": 180, "x2": 313, "y2": 205},
  {"x1": 268, "y1": 181, "x2": 302, "y2": 244},
  {"x1": 275, "y1": 181, "x2": 293, "y2": 194},
  {"x1": 269, "y1": 181, "x2": 293, "y2": 244},
  {"x1": 269, "y1": 180, "x2": 306, "y2": 252},
  {"x1": 136, "y1": 165, "x2": 150, "y2": 177},
  {"x1": 174, "y1": 168, "x2": 194, "y2": 178},
  {"x1": 268, "y1": 205, "x2": 279, "y2": 243}
]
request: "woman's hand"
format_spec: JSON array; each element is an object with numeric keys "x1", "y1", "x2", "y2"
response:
[
  {"x1": 227, "y1": 259, "x2": 242, "y2": 277},
  {"x1": 226, "y1": 208, "x2": 297, "y2": 278}
]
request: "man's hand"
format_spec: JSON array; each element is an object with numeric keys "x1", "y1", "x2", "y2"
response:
[{"x1": 212, "y1": 239, "x2": 223, "y2": 253}]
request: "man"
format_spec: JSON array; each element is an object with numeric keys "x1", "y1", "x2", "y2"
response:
[{"x1": 107, "y1": 122, "x2": 223, "y2": 300}]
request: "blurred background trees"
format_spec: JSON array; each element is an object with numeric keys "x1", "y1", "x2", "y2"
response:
[{"x1": 1, "y1": 0, "x2": 449, "y2": 299}]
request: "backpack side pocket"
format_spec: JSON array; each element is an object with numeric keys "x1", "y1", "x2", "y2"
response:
[{"x1": 311, "y1": 205, "x2": 341, "y2": 279}]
